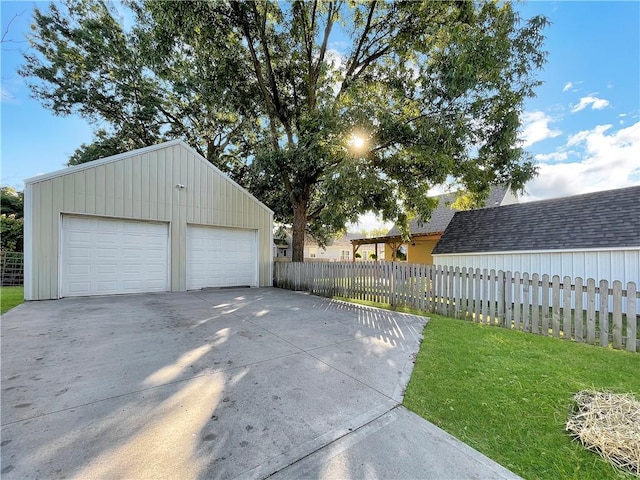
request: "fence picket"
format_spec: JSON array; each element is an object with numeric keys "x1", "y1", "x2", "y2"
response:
[
  {"x1": 497, "y1": 270, "x2": 505, "y2": 326},
  {"x1": 522, "y1": 272, "x2": 530, "y2": 332},
  {"x1": 489, "y1": 269, "x2": 497, "y2": 325},
  {"x1": 482, "y1": 269, "x2": 489, "y2": 324},
  {"x1": 574, "y1": 277, "x2": 584, "y2": 342},
  {"x1": 474, "y1": 268, "x2": 481, "y2": 323},
  {"x1": 531, "y1": 274, "x2": 540, "y2": 334},
  {"x1": 587, "y1": 278, "x2": 596, "y2": 344},
  {"x1": 513, "y1": 271, "x2": 521, "y2": 330},
  {"x1": 541, "y1": 274, "x2": 550, "y2": 336},
  {"x1": 562, "y1": 276, "x2": 572, "y2": 339},
  {"x1": 612, "y1": 281, "x2": 623, "y2": 349},
  {"x1": 467, "y1": 267, "x2": 475, "y2": 321},
  {"x1": 627, "y1": 282, "x2": 637, "y2": 353},
  {"x1": 552, "y1": 275, "x2": 561, "y2": 338},
  {"x1": 505, "y1": 271, "x2": 513, "y2": 328},
  {"x1": 459, "y1": 267, "x2": 466, "y2": 320},
  {"x1": 448, "y1": 266, "x2": 455, "y2": 318},
  {"x1": 599, "y1": 280, "x2": 609, "y2": 347}
]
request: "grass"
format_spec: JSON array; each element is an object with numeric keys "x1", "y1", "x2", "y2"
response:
[
  {"x1": 334, "y1": 296, "x2": 640, "y2": 480},
  {"x1": 1, "y1": 286, "x2": 24, "y2": 314}
]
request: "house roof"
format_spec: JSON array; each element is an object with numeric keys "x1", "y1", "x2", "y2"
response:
[
  {"x1": 386, "y1": 185, "x2": 510, "y2": 237},
  {"x1": 308, "y1": 232, "x2": 364, "y2": 248},
  {"x1": 432, "y1": 186, "x2": 640, "y2": 255}
]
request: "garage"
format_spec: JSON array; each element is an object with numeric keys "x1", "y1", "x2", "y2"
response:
[
  {"x1": 61, "y1": 215, "x2": 169, "y2": 297},
  {"x1": 187, "y1": 225, "x2": 256, "y2": 289},
  {"x1": 24, "y1": 140, "x2": 273, "y2": 300}
]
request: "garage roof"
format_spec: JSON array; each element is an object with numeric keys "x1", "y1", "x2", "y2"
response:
[
  {"x1": 24, "y1": 139, "x2": 273, "y2": 214},
  {"x1": 432, "y1": 186, "x2": 640, "y2": 254}
]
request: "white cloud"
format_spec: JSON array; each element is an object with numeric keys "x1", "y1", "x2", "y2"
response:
[
  {"x1": 519, "y1": 111, "x2": 562, "y2": 147},
  {"x1": 525, "y1": 121, "x2": 640, "y2": 201},
  {"x1": 562, "y1": 82, "x2": 573, "y2": 92},
  {"x1": 571, "y1": 95, "x2": 610, "y2": 113},
  {"x1": 1, "y1": 86, "x2": 18, "y2": 104},
  {"x1": 534, "y1": 151, "x2": 569, "y2": 162}
]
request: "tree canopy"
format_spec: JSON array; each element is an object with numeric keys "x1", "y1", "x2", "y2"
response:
[{"x1": 21, "y1": 0, "x2": 549, "y2": 261}]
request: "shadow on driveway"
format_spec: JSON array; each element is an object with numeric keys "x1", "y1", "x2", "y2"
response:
[{"x1": 1, "y1": 288, "x2": 518, "y2": 479}]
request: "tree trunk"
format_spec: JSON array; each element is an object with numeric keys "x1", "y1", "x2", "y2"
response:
[{"x1": 291, "y1": 199, "x2": 307, "y2": 262}]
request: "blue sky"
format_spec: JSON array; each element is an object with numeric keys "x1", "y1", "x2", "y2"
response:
[{"x1": 2, "y1": 1, "x2": 639, "y2": 226}]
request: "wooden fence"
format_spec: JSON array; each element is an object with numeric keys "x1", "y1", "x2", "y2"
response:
[
  {"x1": 273, "y1": 261, "x2": 639, "y2": 352},
  {"x1": 1, "y1": 251, "x2": 24, "y2": 286}
]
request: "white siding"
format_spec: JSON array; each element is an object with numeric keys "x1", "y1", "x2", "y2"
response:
[
  {"x1": 433, "y1": 249, "x2": 640, "y2": 285},
  {"x1": 25, "y1": 141, "x2": 274, "y2": 300}
]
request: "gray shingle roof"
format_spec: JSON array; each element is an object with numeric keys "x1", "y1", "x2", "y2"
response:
[
  {"x1": 386, "y1": 186, "x2": 510, "y2": 236},
  {"x1": 432, "y1": 186, "x2": 640, "y2": 254}
]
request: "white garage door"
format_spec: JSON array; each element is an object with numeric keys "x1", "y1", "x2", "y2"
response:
[
  {"x1": 187, "y1": 225, "x2": 257, "y2": 289},
  {"x1": 61, "y1": 216, "x2": 169, "y2": 297}
]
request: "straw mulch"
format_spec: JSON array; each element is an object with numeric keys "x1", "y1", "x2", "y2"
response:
[{"x1": 566, "y1": 390, "x2": 640, "y2": 477}]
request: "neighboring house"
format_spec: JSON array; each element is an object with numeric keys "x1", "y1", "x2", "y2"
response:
[
  {"x1": 274, "y1": 237, "x2": 291, "y2": 259},
  {"x1": 306, "y1": 233, "x2": 384, "y2": 261},
  {"x1": 274, "y1": 231, "x2": 384, "y2": 261},
  {"x1": 432, "y1": 186, "x2": 640, "y2": 285},
  {"x1": 24, "y1": 140, "x2": 274, "y2": 300},
  {"x1": 353, "y1": 185, "x2": 516, "y2": 264}
]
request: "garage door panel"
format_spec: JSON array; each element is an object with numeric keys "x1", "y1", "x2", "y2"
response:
[
  {"x1": 187, "y1": 226, "x2": 257, "y2": 289},
  {"x1": 61, "y1": 216, "x2": 169, "y2": 297},
  {"x1": 97, "y1": 264, "x2": 118, "y2": 275},
  {"x1": 67, "y1": 283, "x2": 91, "y2": 295}
]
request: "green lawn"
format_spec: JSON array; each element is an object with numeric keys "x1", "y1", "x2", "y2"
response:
[
  {"x1": 1, "y1": 286, "x2": 24, "y2": 314},
  {"x1": 333, "y1": 296, "x2": 640, "y2": 479},
  {"x1": 404, "y1": 314, "x2": 640, "y2": 480}
]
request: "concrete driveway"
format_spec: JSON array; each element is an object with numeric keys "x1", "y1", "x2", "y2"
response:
[{"x1": 1, "y1": 288, "x2": 519, "y2": 479}]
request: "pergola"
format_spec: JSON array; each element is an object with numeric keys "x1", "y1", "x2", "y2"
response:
[{"x1": 350, "y1": 232, "x2": 443, "y2": 261}]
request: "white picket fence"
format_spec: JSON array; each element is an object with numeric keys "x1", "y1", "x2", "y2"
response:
[{"x1": 273, "y1": 261, "x2": 639, "y2": 352}]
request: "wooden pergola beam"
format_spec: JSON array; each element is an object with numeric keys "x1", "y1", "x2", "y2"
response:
[{"x1": 350, "y1": 232, "x2": 444, "y2": 262}]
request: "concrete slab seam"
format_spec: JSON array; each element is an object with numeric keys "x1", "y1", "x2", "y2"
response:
[{"x1": 235, "y1": 400, "x2": 399, "y2": 480}]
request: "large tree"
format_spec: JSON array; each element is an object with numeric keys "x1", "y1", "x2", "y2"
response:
[
  {"x1": 22, "y1": 0, "x2": 548, "y2": 261},
  {"x1": 20, "y1": 0, "x2": 256, "y2": 177}
]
